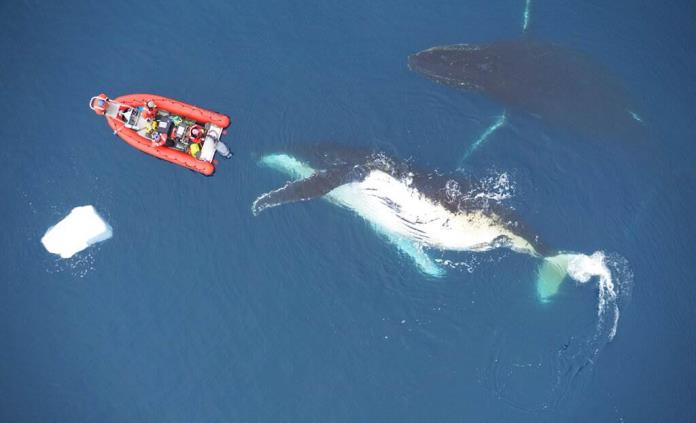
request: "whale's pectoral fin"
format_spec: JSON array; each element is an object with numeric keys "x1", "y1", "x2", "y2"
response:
[
  {"x1": 382, "y1": 231, "x2": 446, "y2": 278},
  {"x1": 252, "y1": 168, "x2": 349, "y2": 215}
]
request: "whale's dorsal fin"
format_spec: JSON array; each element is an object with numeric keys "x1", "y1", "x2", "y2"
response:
[{"x1": 252, "y1": 167, "x2": 353, "y2": 215}]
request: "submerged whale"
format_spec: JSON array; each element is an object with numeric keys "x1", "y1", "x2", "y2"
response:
[
  {"x1": 252, "y1": 146, "x2": 591, "y2": 299},
  {"x1": 408, "y1": 40, "x2": 645, "y2": 140}
]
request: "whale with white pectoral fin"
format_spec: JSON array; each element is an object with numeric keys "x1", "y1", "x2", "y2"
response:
[{"x1": 252, "y1": 146, "x2": 627, "y2": 306}]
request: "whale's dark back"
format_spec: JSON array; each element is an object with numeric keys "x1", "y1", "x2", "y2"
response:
[{"x1": 409, "y1": 40, "x2": 646, "y2": 142}]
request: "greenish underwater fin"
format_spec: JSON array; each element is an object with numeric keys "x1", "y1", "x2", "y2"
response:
[
  {"x1": 536, "y1": 254, "x2": 574, "y2": 302},
  {"x1": 384, "y1": 232, "x2": 445, "y2": 278},
  {"x1": 259, "y1": 153, "x2": 315, "y2": 180}
]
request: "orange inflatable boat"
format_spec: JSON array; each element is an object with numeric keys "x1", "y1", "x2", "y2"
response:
[{"x1": 90, "y1": 93, "x2": 232, "y2": 175}]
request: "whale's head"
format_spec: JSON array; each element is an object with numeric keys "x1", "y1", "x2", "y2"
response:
[{"x1": 408, "y1": 44, "x2": 491, "y2": 91}]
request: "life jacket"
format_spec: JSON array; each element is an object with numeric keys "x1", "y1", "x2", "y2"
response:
[{"x1": 189, "y1": 142, "x2": 201, "y2": 158}]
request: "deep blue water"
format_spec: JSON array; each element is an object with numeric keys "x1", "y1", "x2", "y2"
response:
[{"x1": 2, "y1": 0, "x2": 695, "y2": 421}]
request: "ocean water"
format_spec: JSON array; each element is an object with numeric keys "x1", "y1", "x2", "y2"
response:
[{"x1": 1, "y1": 0, "x2": 695, "y2": 421}]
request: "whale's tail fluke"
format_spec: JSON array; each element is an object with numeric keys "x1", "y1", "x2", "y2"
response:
[
  {"x1": 536, "y1": 252, "x2": 613, "y2": 301},
  {"x1": 536, "y1": 254, "x2": 574, "y2": 301},
  {"x1": 536, "y1": 253, "x2": 630, "y2": 336}
]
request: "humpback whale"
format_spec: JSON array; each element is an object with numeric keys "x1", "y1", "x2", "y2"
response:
[
  {"x1": 408, "y1": 40, "x2": 645, "y2": 141},
  {"x1": 252, "y1": 146, "x2": 589, "y2": 299}
]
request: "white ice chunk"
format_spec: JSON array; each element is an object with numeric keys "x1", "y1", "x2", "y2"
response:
[{"x1": 41, "y1": 205, "x2": 112, "y2": 258}]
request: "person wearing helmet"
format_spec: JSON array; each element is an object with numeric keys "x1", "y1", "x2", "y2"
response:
[
  {"x1": 188, "y1": 125, "x2": 205, "y2": 158},
  {"x1": 189, "y1": 140, "x2": 202, "y2": 158},
  {"x1": 142, "y1": 99, "x2": 157, "y2": 120},
  {"x1": 188, "y1": 125, "x2": 204, "y2": 144},
  {"x1": 147, "y1": 120, "x2": 167, "y2": 147},
  {"x1": 151, "y1": 132, "x2": 166, "y2": 148}
]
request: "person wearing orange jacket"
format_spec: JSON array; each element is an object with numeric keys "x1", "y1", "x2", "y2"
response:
[{"x1": 142, "y1": 100, "x2": 157, "y2": 120}]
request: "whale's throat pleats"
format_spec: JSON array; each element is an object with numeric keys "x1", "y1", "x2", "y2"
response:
[{"x1": 255, "y1": 153, "x2": 539, "y2": 280}]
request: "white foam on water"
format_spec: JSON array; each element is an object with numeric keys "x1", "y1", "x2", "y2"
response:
[
  {"x1": 435, "y1": 256, "x2": 480, "y2": 273},
  {"x1": 566, "y1": 251, "x2": 631, "y2": 341},
  {"x1": 41, "y1": 205, "x2": 112, "y2": 259},
  {"x1": 541, "y1": 251, "x2": 631, "y2": 341},
  {"x1": 566, "y1": 252, "x2": 616, "y2": 338},
  {"x1": 467, "y1": 171, "x2": 515, "y2": 202}
]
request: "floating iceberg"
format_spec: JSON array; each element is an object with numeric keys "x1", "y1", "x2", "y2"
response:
[{"x1": 41, "y1": 205, "x2": 112, "y2": 258}]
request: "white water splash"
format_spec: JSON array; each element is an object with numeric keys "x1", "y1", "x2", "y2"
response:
[
  {"x1": 435, "y1": 256, "x2": 482, "y2": 274},
  {"x1": 444, "y1": 179, "x2": 462, "y2": 203},
  {"x1": 568, "y1": 253, "x2": 616, "y2": 335},
  {"x1": 541, "y1": 251, "x2": 632, "y2": 341},
  {"x1": 569, "y1": 252, "x2": 632, "y2": 341},
  {"x1": 467, "y1": 171, "x2": 515, "y2": 203}
]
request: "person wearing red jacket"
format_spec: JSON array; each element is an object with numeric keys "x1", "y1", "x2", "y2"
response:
[
  {"x1": 142, "y1": 100, "x2": 157, "y2": 120},
  {"x1": 188, "y1": 125, "x2": 204, "y2": 143}
]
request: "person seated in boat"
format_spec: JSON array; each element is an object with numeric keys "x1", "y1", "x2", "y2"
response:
[
  {"x1": 187, "y1": 125, "x2": 205, "y2": 144},
  {"x1": 116, "y1": 104, "x2": 132, "y2": 122},
  {"x1": 187, "y1": 125, "x2": 205, "y2": 158},
  {"x1": 151, "y1": 132, "x2": 166, "y2": 148},
  {"x1": 189, "y1": 138, "x2": 202, "y2": 158},
  {"x1": 147, "y1": 120, "x2": 167, "y2": 147},
  {"x1": 141, "y1": 100, "x2": 158, "y2": 120}
]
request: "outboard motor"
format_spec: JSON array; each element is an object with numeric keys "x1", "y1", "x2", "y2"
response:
[{"x1": 215, "y1": 140, "x2": 232, "y2": 159}]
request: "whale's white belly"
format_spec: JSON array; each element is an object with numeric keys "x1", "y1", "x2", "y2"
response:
[
  {"x1": 258, "y1": 154, "x2": 537, "y2": 256},
  {"x1": 327, "y1": 170, "x2": 536, "y2": 255}
]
